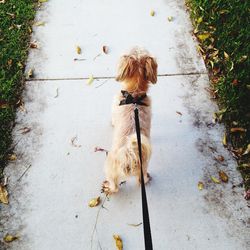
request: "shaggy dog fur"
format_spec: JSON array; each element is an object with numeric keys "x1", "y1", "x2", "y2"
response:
[{"x1": 102, "y1": 47, "x2": 157, "y2": 194}]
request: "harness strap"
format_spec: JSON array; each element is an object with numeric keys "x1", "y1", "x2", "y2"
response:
[
  {"x1": 119, "y1": 90, "x2": 148, "y2": 106},
  {"x1": 134, "y1": 107, "x2": 153, "y2": 250}
]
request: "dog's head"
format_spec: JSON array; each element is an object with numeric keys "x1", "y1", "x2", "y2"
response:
[{"x1": 116, "y1": 47, "x2": 158, "y2": 92}]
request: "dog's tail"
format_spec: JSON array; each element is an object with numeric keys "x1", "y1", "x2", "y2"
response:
[{"x1": 118, "y1": 134, "x2": 151, "y2": 176}]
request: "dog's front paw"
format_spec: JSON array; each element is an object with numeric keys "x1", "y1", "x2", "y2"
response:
[{"x1": 101, "y1": 180, "x2": 118, "y2": 195}]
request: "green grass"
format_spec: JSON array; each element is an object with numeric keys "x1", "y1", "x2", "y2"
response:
[
  {"x1": 0, "y1": 0, "x2": 37, "y2": 178},
  {"x1": 187, "y1": 0, "x2": 250, "y2": 191}
]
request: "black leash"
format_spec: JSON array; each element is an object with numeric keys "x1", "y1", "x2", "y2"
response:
[{"x1": 120, "y1": 91, "x2": 153, "y2": 250}]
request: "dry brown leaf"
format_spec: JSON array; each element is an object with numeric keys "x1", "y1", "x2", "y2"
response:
[
  {"x1": 176, "y1": 111, "x2": 182, "y2": 116},
  {"x1": 30, "y1": 41, "x2": 38, "y2": 48},
  {"x1": 0, "y1": 185, "x2": 8, "y2": 204},
  {"x1": 230, "y1": 127, "x2": 246, "y2": 133},
  {"x1": 88, "y1": 196, "x2": 101, "y2": 207},
  {"x1": 94, "y1": 147, "x2": 108, "y2": 155},
  {"x1": 3, "y1": 234, "x2": 19, "y2": 243},
  {"x1": 219, "y1": 170, "x2": 229, "y2": 183},
  {"x1": 211, "y1": 176, "x2": 220, "y2": 184},
  {"x1": 198, "y1": 181, "x2": 204, "y2": 190},
  {"x1": 150, "y1": 10, "x2": 155, "y2": 16},
  {"x1": 113, "y1": 235, "x2": 123, "y2": 250},
  {"x1": 102, "y1": 45, "x2": 108, "y2": 54},
  {"x1": 19, "y1": 127, "x2": 31, "y2": 134},
  {"x1": 76, "y1": 46, "x2": 81, "y2": 54}
]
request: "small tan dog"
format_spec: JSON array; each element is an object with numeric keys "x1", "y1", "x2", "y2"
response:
[{"x1": 102, "y1": 47, "x2": 157, "y2": 194}]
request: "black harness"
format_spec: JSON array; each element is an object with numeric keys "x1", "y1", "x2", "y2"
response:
[{"x1": 119, "y1": 90, "x2": 153, "y2": 250}]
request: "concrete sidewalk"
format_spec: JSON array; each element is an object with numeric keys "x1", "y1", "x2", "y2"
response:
[{"x1": 1, "y1": 0, "x2": 249, "y2": 249}]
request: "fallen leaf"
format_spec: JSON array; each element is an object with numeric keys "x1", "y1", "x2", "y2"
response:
[
  {"x1": 8, "y1": 154, "x2": 17, "y2": 161},
  {"x1": 150, "y1": 10, "x2": 155, "y2": 16},
  {"x1": 30, "y1": 41, "x2": 38, "y2": 48},
  {"x1": 113, "y1": 235, "x2": 123, "y2": 250},
  {"x1": 54, "y1": 88, "x2": 59, "y2": 98},
  {"x1": 198, "y1": 181, "x2": 204, "y2": 190},
  {"x1": 88, "y1": 197, "x2": 101, "y2": 207},
  {"x1": 34, "y1": 21, "x2": 45, "y2": 26},
  {"x1": 222, "y1": 133, "x2": 227, "y2": 146},
  {"x1": 216, "y1": 155, "x2": 224, "y2": 162},
  {"x1": 76, "y1": 46, "x2": 81, "y2": 54},
  {"x1": 87, "y1": 75, "x2": 94, "y2": 85},
  {"x1": 3, "y1": 234, "x2": 18, "y2": 243},
  {"x1": 211, "y1": 176, "x2": 220, "y2": 184},
  {"x1": 39, "y1": 0, "x2": 48, "y2": 2},
  {"x1": 26, "y1": 69, "x2": 33, "y2": 79},
  {"x1": 224, "y1": 51, "x2": 229, "y2": 60},
  {"x1": 230, "y1": 127, "x2": 246, "y2": 133},
  {"x1": 197, "y1": 17, "x2": 203, "y2": 23},
  {"x1": 70, "y1": 136, "x2": 82, "y2": 147},
  {"x1": 0, "y1": 185, "x2": 8, "y2": 204},
  {"x1": 243, "y1": 144, "x2": 250, "y2": 155},
  {"x1": 167, "y1": 16, "x2": 173, "y2": 22},
  {"x1": 94, "y1": 147, "x2": 108, "y2": 154},
  {"x1": 127, "y1": 222, "x2": 142, "y2": 227},
  {"x1": 0, "y1": 100, "x2": 9, "y2": 109},
  {"x1": 197, "y1": 33, "x2": 210, "y2": 41},
  {"x1": 218, "y1": 171, "x2": 229, "y2": 183},
  {"x1": 102, "y1": 45, "x2": 108, "y2": 54},
  {"x1": 176, "y1": 111, "x2": 182, "y2": 116},
  {"x1": 232, "y1": 79, "x2": 238, "y2": 86},
  {"x1": 19, "y1": 127, "x2": 31, "y2": 134}
]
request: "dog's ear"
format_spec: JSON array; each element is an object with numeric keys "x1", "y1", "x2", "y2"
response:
[
  {"x1": 116, "y1": 56, "x2": 137, "y2": 82},
  {"x1": 145, "y1": 56, "x2": 158, "y2": 84}
]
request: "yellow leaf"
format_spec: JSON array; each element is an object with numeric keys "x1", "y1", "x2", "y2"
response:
[
  {"x1": 222, "y1": 133, "x2": 227, "y2": 146},
  {"x1": 88, "y1": 197, "x2": 100, "y2": 207},
  {"x1": 3, "y1": 234, "x2": 19, "y2": 243},
  {"x1": 0, "y1": 185, "x2": 8, "y2": 204},
  {"x1": 224, "y1": 51, "x2": 229, "y2": 60},
  {"x1": 167, "y1": 16, "x2": 173, "y2": 22},
  {"x1": 198, "y1": 181, "x2": 204, "y2": 190},
  {"x1": 76, "y1": 46, "x2": 81, "y2": 54},
  {"x1": 197, "y1": 17, "x2": 203, "y2": 24},
  {"x1": 39, "y1": 0, "x2": 48, "y2": 2},
  {"x1": 243, "y1": 144, "x2": 250, "y2": 155},
  {"x1": 211, "y1": 176, "x2": 220, "y2": 184},
  {"x1": 8, "y1": 154, "x2": 17, "y2": 161},
  {"x1": 197, "y1": 33, "x2": 210, "y2": 41},
  {"x1": 113, "y1": 235, "x2": 123, "y2": 250},
  {"x1": 27, "y1": 69, "x2": 33, "y2": 79},
  {"x1": 87, "y1": 75, "x2": 94, "y2": 85},
  {"x1": 219, "y1": 171, "x2": 229, "y2": 183},
  {"x1": 150, "y1": 10, "x2": 155, "y2": 16},
  {"x1": 34, "y1": 21, "x2": 45, "y2": 26}
]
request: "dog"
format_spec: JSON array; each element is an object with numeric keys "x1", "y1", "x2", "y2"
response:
[{"x1": 102, "y1": 47, "x2": 157, "y2": 194}]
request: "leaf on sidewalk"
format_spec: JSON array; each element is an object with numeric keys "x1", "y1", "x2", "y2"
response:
[
  {"x1": 76, "y1": 46, "x2": 81, "y2": 54},
  {"x1": 113, "y1": 235, "x2": 123, "y2": 250},
  {"x1": 176, "y1": 111, "x2": 182, "y2": 116},
  {"x1": 222, "y1": 133, "x2": 227, "y2": 146},
  {"x1": 167, "y1": 16, "x2": 173, "y2": 22},
  {"x1": 26, "y1": 69, "x2": 33, "y2": 79},
  {"x1": 87, "y1": 75, "x2": 94, "y2": 85},
  {"x1": 8, "y1": 154, "x2": 17, "y2": 161},
  {"x1": 215, "y1": 155, "x2": 224, "y2": 162},
  {"x1": 70, "y1": 136, "x2": 82, "y2": 147},
  {"x1": 211, "y1": 176, "x2": 220, "y2": 184},
  {"x1": 88, "y1": 197, "x2": 101, "y2": 207},
  {"x1": 198, "y1": 181, "x2": 204, "y2": 190},
  {"x1": 34, "y1": 21, "x2": 45, "y2": 26},
  {"x1": 19, "y1": 127, "x2": 31, "y2": 134},
  {"x1": 39, "y1": 0, "x2": 48, "y2": 3},
  {"x1": 219, "y1": 171, "x2": 229, "y2": 183},
  {"x1": 150, "y1": 10, "x2": 155, "y2": 16},
  {"x1": 3, "y1": 234, "x2": 19, "y2": 243},
  {"x1": 0, "y1": 185, "x2": 8, "y2": 204},
  {"x1": 127, "y1": 222, "x2": 142, "y2": 227},
  {"x1": 102, "y1": 45, "x2": 108, "y2": 54}
]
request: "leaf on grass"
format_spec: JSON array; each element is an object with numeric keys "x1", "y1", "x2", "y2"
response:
[
  {"x1": 197, "y1": 33, "x2": 210, "y2": 41},
  {"x1": 197, "y1": 17, "x2": 203, "y2": 24},
  {"x1": 219, "y1": 171, "x2": 229, "y2": 183},
  {"x1": 102, "y1": 45, "x2": 108, "y2": 54},
  {"x1": 34, "y1": 21, "x2": 45, "y2": 26},
  {"x1": 198, "y1": 181, "x2": 204, "y2": 190},
  {"x1": 150, "y1": 10, "x2": 155, "y2": 16},
  {"x1": 39, "y1": 0, "x2": 48, "y2": 3},
  {"x1": 222, "y1": 133, "x2": 227, "y2": 146},
  {"x1": 76, "y1": 46, "x2": 81, "y2": 54},
  {"x1": 113, "y1": 235, "x2": 123, "y2": 250},
  {"x1": 211, "y1": 176, "x2": 220, "y2": 184},
  {"x1": 8, "y1": 154, "x2": 17, "y2": 161},
  {"x1": 3, "y1": 234, "x2": 19, "y2": 243},
  {"x1": 243, "y1": 144, "x2": 250, "y2": 155},
  {"x1": 0, "y1": 185, "x2": 8, "y2": 204},
  {"x1": 230, "y1": 127, "x2": 246, "y2": 133},
  {"x1": 176, "y1": 111, "x2": 182, "y2": 116},
  {"x1": 167, "y1": 16, "x2": 173, "y2": 22},
  {"x1": 224, "y1": 51, "x2": 229, "y2": 60},
  {"x1": 88, "y1": 197, "x2": 100, "y2": 207},
  {"x1": 87, "y1": 75, "x2": 94, "y2": 85},
  {"x1": 127, "y1": 222, "x2": 142, "y2": 227}
]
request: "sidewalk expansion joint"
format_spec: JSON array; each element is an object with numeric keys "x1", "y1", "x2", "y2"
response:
[{"x1": 25, "y1": 71, "x2": 207, "y2": 82}]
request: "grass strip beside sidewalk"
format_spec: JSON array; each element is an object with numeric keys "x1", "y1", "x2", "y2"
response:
[
  {"x1": 187, "y1": 0, "x2": 250, "y2": 194},
  {"x1": 0, "y1": 0, "x2": 37, "y2": 178}
]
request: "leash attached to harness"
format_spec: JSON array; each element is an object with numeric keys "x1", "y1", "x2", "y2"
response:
[{"x1": 120, "y1": 91, "x2": 153, "y2": 250}]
